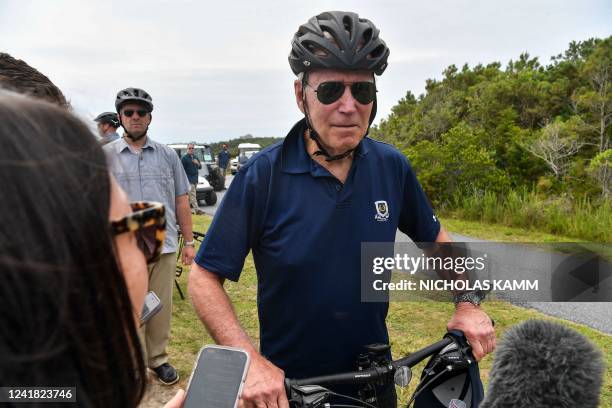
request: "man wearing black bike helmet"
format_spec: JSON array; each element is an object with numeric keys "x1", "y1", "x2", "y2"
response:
[
  {"x1": 94, "y1": 111, "x2": 120, "y2": 145},
  {"x1": 190, "y1": 11, "x2": 495, "y2": 408},
  {"x1": 104, "y1": 87, "x2": 195, "y2": 386}
]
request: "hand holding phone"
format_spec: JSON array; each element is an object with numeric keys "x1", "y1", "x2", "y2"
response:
[{"x1": 185, "y1": 345, "x2": 250, "y2": 408}]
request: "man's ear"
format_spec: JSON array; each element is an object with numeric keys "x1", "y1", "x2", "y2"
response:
[{"x1": 294, "y1": 79, "x2": 305, "y2": 114}]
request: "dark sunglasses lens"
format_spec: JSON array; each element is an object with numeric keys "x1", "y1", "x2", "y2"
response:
[
  {"x1": 351, "y1": 82, "x2": 376, "y2": 104},
  {"x1": 124, "y1": 110, "x2": 134, "y2": 117},
  {"x1": 136, "y1": 225, "x2": 161, "y2": 264},
  {"x1": 137, "y1": 110, "x2": 148, "y2": 117},
  {"x1": 317, "y1": 81, "x2": 345, "y2": 104}
]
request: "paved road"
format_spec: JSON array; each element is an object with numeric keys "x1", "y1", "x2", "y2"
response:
[
  {"x1": 199, "y1": 174, "x2": 234, "y2": 216},
  {"x1": 200, "y1": 180, "x2": 611, "y2": 334},
  {"x1": 396, "y1": 230, "x2": 612, "y2": 334}
]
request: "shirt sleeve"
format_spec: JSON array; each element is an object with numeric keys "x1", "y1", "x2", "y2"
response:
[
  {"x1": 180, "y1": 154, "x2": 189, "y2": 171},
  {"x1": 398, "y1": 157, "x2": 441, "y2": 242},
  {"x1": 194, "y1": 156, "x2": 271, "y2": 281},
  {"x1": 173, "y1": 151, "x2": 191, "y2": 196}
]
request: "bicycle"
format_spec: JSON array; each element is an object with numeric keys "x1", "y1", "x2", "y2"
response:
[
  {"x1": 284, "y1": 331, "x2": 477, "y2": 408},
  {"x1": 175, "y1": 229, "x2": 206, "y2": 300}
]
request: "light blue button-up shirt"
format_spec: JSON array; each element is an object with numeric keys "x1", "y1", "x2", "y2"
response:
[{"x1": 104, "y1": 136, "x2": 190, "y2": 253}]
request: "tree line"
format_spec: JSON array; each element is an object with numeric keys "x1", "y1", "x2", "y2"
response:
[
  {"x1": 209, "y1": 137, "x2": 282, "y2": 159},
  {"x1": 371, "y1": 37, "x2": 611, "y2": 208}
]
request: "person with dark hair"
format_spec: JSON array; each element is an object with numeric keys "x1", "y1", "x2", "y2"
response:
[
  {"x1": 0, "y1": 52, "x2": 69, "y2": 107},
  {"x1": 189, "y1": 11, "x2": 494, "y2": 408},
  {"x1": 94, "y1": 111, "x2": 121, "y2": 145},
  {"x1": 181, "y1": 142, "x2": 205, "y2": 215},
  {"x1": 104, "y1": 87, "x2": 194, "y2": 385},
  {"x1": 0, "y1": 92, "x2": 184, "y2": 407},
  {"x1": 217, "y1": 144, "x2": 231, "y2": 178}
]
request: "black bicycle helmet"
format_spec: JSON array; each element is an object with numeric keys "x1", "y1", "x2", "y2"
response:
[
  {"x1": 289, "y1": 11, "x2": 389, "y2": 76},
  {"x1": 115, "y1": 87, "x2": 153, "y2": 112},
  {"x1": 414, "y1": 331, "x2": 484, "y2": 408},
  {"x1": 94, "y1": 111, "x2": 120, "y2": 128}
]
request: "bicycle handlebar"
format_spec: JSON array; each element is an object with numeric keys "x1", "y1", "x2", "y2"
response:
[{"x1": 285, "y1": 336, "x2": 453, "y2": 395}]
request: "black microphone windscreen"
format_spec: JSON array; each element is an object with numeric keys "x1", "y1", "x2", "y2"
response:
[{"x1": 480, "y1": 319, "x2": 604, "y2": 408}]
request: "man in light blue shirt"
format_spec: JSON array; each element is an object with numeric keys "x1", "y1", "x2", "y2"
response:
[{"x1": 104, "y1": 87, "x2": 194, "y2": 385}]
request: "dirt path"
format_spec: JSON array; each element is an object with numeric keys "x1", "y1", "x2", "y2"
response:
[{"x1": 138, "y1": 372, "x2": 187, "y2": 408}]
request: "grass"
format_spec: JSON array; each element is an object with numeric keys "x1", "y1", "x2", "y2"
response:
[
  {"x1": 167, "y1": 214, "x2": 611, "y2": 406},
  {"x1": 447, "y1": 188, "x2": 612, "y2": 242}
]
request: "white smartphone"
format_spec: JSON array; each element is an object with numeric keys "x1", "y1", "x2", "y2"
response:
[
  {"x1": 140, "y1": 291, "x2": 162, "y2": 325},
  {"x1": 184, "y1": 345, "x2": 250, "y2": 408}
]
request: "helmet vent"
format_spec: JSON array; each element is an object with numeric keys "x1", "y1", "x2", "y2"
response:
[
  {"x1": 369, "y1": 44, "x2": 385, "y2": 59},
  {"x1": 362, "y1": 28, "x2": 373, "y2": 45},
  {"x1": 321, "y1": 28, "x2": 341, "y2": 51},
  {"x1": 304, "y1": 40, "x2": 328, "y2": 57},
  {"x1": 342, "y1": 16, "x2": 353, "y2": 40}
]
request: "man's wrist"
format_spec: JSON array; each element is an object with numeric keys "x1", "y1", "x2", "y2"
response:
[
  {"x1": 184, "y1": 240, "x2": 195, "y2": 247},
  {"x1": 453, "y1": 290, "x2": 486, "y2": 306}
]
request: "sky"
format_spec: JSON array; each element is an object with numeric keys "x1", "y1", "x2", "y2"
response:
[{"x1": 1, "y1": 0, "x2": 610, "y2": 144}]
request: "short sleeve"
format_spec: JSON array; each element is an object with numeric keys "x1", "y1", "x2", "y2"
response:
[
  {"x1": 194, "y1": 156, "x2": 271, "y2": 281},
  {"x1": 398, "y1": 157, "x2": 440, "y2": 242}
]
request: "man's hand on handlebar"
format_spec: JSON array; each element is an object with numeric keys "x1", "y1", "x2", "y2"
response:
[
  {"x1": 239, "y1": 353, "x2": 289, "y2": 408},
  {"x1": 447, "y1": 303, "x2": 496, "y2": 361}
]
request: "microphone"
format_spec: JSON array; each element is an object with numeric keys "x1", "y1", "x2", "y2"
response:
[{"x1": 480, "y1": 319, "x2": 604, "y2": 408}]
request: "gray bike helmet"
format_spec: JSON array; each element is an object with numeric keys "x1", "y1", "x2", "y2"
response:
[
  {"x1": 289, "y1": 11, "x2": 390, "y2": 76},
  {"x1": 94, "y1": 112, "x2": 120, "y2": 128},
  {"x1": 115, "y1": 87, "x2": 153, "y2": 112}
]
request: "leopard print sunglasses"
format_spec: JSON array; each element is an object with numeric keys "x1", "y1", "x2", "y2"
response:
[{"x1": 110, "y1": 201, "x2": 166, "y2": 264}]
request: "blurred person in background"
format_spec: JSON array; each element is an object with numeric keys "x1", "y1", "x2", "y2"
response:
[
  {"x1": 217, "y1": 144, "x2": 231, "y2": 178},
  {"x1": 94, "y1": 111, "x2": 121, "y2": 145},
  {"x1": 181, "y1": 142, "x2": 204, "y2": 215},
  {"x1": 0, "y1": 92, "x2": 184, "y2": 407}
]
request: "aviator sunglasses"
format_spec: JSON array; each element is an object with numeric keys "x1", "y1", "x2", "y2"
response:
[
  {"x1": 122, "y1": 109, "x2": 149, "y2": 118},
  {"x1": 111, "y1": 201, "x2": 166, "y2": 264},
  {"x1": 306, "y1": 81, "x2": 377, "y2": 105}
]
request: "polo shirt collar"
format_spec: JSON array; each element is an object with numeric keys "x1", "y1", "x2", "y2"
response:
[{"x1": 281, "y1": 118, "x2": 370, "y2": 174}]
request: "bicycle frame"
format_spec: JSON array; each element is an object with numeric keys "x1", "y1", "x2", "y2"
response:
[
  {"x1": 175, "y1": 229, "x2": 206, "y2": 299},
  {"x1": 285, "y1": 336, "x2": 457, "y2": 408}
]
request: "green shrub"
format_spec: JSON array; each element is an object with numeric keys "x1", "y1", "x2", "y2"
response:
[{"x1": 445, "y1": 188, "x2": 611, "y2": 241}]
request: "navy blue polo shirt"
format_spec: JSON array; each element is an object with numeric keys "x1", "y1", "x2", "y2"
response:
[{"x1": 195, "y1": 119, "x2": 440, "y2": 380}]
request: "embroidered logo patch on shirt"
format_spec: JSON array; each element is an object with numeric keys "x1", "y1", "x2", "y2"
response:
[{"x1": 374, "y1": 200, "x2": 389, "y2": 222}]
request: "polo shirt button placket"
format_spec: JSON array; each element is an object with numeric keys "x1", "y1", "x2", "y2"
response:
[{"x1": 336, "y1": 184, "x2": 342, "y2": 192}]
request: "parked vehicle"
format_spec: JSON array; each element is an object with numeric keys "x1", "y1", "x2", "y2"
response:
[
  {"x1": 196, "y1": 175, "x2": 217, "y2": 206},
  {"x1": 230, "y1": 157, "x2": 238, "y2": 175},
  {"x1": 168, "y1": 143, "x2": 225, "y2": 192},
  {"x1": 236, "y1": 143, "x2": 261, "y2": 172}
]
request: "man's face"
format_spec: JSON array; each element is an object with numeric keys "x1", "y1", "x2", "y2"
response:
[
  {"x1": 119, "y1": 102, "x2": 151, "y2": 139},
  {"x1": 96, "y1": 122, "x2": 108, "y2": 137},
  {"x1": 295, "y1": 69, "x2": 374, "y2": 155},
  {"x1": 187, "y1": 144, "x2": 195, "y2": 154}
]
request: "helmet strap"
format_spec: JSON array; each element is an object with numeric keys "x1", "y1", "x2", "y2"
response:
[
  {"x1": 118, "y1": 116, "x2": 148, "y2": 142},
  {"x1": 301, "y1": 73, "x2": 377, "y2": 162}
]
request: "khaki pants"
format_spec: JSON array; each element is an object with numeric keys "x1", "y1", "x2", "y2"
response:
[
  {"x1": 220, "y1": 167, "x2": 227, "y2": 177},
  {"x1": 188, "y1": 184, "x2": 198, "y2": 210},
  {"x1": 142, "y1": 252, "x2": 176, "y2": 368}
]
